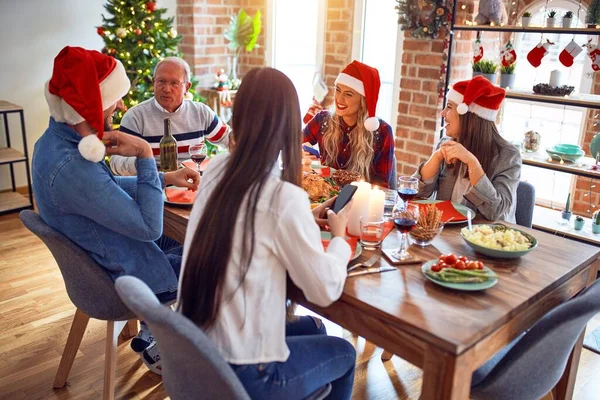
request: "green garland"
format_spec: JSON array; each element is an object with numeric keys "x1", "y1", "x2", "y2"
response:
[{"x1": 395, "y1": 0, "x2": 452, "y2": 39}]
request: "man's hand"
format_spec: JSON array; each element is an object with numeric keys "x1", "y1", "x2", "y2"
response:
[
  {"x1": 103, "y1": 130, "x2": 153, "y2": 159},
  {"x1": 164, "y1": 167, "x2": 200, "y2": 191}
]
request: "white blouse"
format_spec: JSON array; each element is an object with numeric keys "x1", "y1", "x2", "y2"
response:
[{"x1": 179, "y1": 154, "x2": 351, "y2": 364}]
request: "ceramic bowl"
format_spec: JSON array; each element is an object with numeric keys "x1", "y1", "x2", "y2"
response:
[
  {"x1": 461, "y1": 224, "x2": 538, "y2": 259},
  {"x1": 545, "y1": 147, "x2": 585, "y2": 163},
  {"x1": 553, "y1": 144, "x2": 582, "y2": 155}
]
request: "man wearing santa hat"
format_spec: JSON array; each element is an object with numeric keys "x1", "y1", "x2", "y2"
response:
[
  {"x1": 415, "y1": 76, "x2": 521, "y2": 222},
  {"x1": 32, "y1": 46, "x2": 199, "y2": 373},
  {"x1": 303, "y1": 60, "x2": 395, "y2": 188},
  {"x1": 109, "y1": 56, "x2": 230, "y2": 175}
]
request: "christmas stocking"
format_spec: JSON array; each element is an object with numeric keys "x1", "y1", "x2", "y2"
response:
[
  {"x1": 586, "y1": 40, "x2": 600, "y2": 71},
  {"x1": 559, "y1": 40, "x2": 584, "y2": 67},
  {"x1": 527, "y1": 40, "x2": 553, "y2": 68},
  {"x1": 500, "y1": 41, "x2": 517, "y2": 67},
  {"x1": 473, "y1": 39, "x2": 484, "y2": 63}
]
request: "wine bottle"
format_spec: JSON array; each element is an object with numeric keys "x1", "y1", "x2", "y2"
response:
[{"x1": 159, "y1": 118, "x2": 177, "y2": 172}]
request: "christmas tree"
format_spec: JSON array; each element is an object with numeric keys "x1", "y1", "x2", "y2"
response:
[
  {"x1": 97, "y1": 0, "x2": 203, "y2": 124},
  {"x1": 587, "y1": 0, "x2": 600, "y2": 25}
]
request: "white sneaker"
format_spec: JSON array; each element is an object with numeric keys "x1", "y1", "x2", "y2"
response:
[{"x1": 141, "y1": 341, "x2": 162, "y2": 375}]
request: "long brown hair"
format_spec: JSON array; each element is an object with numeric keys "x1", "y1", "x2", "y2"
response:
[
  {"x1": 178, "y1": 68, "x2": 303, "y2": 329},
  {"x1": 321, "y1": 96, "x2": 374, "y2": 180},
  {"x1": 452, "y1": 112, "x2": 512, "y2": 178}
]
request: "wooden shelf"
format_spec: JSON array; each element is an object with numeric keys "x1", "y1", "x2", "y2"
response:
[
  {"x1": 505, "y1": 89, "x2": 600, "y2": 109},
  {"x1": 452, "y1": 24, "x2": 600, "y2": 35},
  {"x1": 0, "y1": 147, "x2": 26, "y2": 164},
  {"x1": 522, "y1": 155, "x2": 600, "y2": 179},
  {"x1": 532, "y1": 205, "x2": 600, "y2": 246},
  {"x1": 0, "y1": 101, "x2": 22, "y2": 113},
  {"x1": 0, "y1": 192, "x2": 31, "y2": 215}
]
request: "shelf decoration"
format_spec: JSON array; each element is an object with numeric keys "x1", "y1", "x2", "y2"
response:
[
  {"x1": 438, "y1": 36, "x2": 451, "y2": 98},
  {"x1": 533, "y1": 83, "x2": 575, "y2": 96},
  {"x1": 500, "y1": 41, "x2": 516, "y2": 67},
  {"x1": 527, "y1": 39, "x2": 554, "y2": 68},
  {"x1": 559, "y1": 40, "x2": 584, "y2": 68},
  {"x1": 473, "y1": 38, "x2": 484, "y2": 63},
  {"x1": 474, "y1": 0, "x2": 508, "y2": 25},
  {"x1": 395, "y1": 0, "x2": 451, "y2": 39},
  {"x1": 586, "y1": 0, "x2": 600, "y2": 27},
  {"x1": 585, "y1": 39, "x2": 600, "y2": 71}
]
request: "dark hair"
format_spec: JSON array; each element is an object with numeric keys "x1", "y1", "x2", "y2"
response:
[
  {"x1": 453, "y1": 112, "x2": 512, "y2": 178},
  {"x1": 178, "y1": 68, "x2": 302, "y2": 329}
]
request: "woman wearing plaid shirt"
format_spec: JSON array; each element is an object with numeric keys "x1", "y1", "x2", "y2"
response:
[{"x1": 303, "y1": 61, "x2": 395, "y2": 189}]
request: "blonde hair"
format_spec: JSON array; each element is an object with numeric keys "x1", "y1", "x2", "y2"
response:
[{"x1": 321, "y1": 96, "x2": 374, "y2": 181}]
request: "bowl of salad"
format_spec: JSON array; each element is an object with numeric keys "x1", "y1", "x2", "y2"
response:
[{"x1": 460, "y1": 224, "x2": 538, "y2": 259}]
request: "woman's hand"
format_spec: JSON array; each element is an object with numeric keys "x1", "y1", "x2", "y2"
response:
[
  {"x1": 103, "y1": 130, "x2": 153, "y2": 159},
  {"x1": 164, "y1": 168, "x2": 201, "y2": 190},
  {"x1": 312, "y1": 197, "x2": 336, "y2": 228},
  {"x1": 440, "y1": 140, "x2": 477, "y2": 166},
  {"x1": 327, "y1": 200, "x2": 352, "y2": 238}
]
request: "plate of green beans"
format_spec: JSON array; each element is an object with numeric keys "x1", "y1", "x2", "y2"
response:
[{"x1": 421, "y1": 259, "x2": 498, "y2": 291}]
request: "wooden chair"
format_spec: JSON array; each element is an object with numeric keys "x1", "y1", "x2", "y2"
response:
[{"x1": 20, "y1": 210, "x2": 137, "y2": 400}]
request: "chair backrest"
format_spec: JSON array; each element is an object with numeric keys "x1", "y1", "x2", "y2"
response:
[
  {"x1": 115, "y1": 276, "x2": 251, "y2": 400},
  {"x1": 19, "y1": 210, "x2": 132, "y2": 321},
  {"x1": 515, "y1": 181, "x2": 535, "y2": 228},
  {"x1": 389, "y1": 154, "x2": 398, "y2": 190},
  {"x1": 471, "y1": 278, "x2": 600, "y2": 400}
]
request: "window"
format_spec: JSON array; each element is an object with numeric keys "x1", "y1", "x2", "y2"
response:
[
  {"x1": 499, "y1": 1, "x2": 591, "y2": 207},
  {"x1": 268, "y1": 0, "x2": 325, "y2": 112},
  {"x1": 352, "y1": 0, "x2": 401, "y2": 126}
]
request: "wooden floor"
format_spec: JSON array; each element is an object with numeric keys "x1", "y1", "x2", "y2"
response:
[{"x1": 1, "y1": 211, "x2": 600, "y2": 399}]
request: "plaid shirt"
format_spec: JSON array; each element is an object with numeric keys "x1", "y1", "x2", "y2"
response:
[{"x1": 303, "y1": 110, "x2": 395, "y2": 188}]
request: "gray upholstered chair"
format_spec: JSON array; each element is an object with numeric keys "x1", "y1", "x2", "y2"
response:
[
  {"x1": 19, "y1": 210, "x2": 137, "y2": 400},
  {"x1": 389, "y1": 154, "x2": 398, "y2": 190},
  {"x1": 471, "y1": 278, "x2": 600, "y2": 400},
  {"x1": 515, "y1": 181, "x2": 535, "y2": 228},
  {"x1": 115, "y1": 275, "x2": 332, "y2": 400}
]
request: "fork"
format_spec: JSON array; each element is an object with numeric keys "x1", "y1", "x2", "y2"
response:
[{"x1": 347, "y1": 254, "x2": 379, "y2": 272}]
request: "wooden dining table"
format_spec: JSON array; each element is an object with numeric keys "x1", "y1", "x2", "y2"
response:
[{"x1": 163, "y1": 204, "x2": 600, "y2": 400}]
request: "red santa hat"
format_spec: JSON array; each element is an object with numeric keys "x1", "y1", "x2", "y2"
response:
[
  {"x1": 44, "y1": 46, "x2": 130, "y2": 162},
  {"x1": 334, "y1": 60, "x2": 381, "y2": 131},
  {"x1": 447, "y1": 75, "x2": 506, "y2": 121}
]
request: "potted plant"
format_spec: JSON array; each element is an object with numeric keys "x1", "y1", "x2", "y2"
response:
[
  {"x1": 563, "y1": 11, "x2": 574, "y2": 28},
  {"x1": 561, "y1": 193, "x2": 572, "y2": 222},
  {"x1": 224, "y1": 8, "x2": 262, "y2": 80},
  {"x1": 522, "y1": 11, "x2": 532, "y2": 27},
  {"x1": 547, "y1": 10, "x2": 558, "y2": 27},
  {"x1": 593, "y1": 210, "x2": 600, "y2": 233},
  {"x1": 500, "y1": 63, "x2": 516, "y2": 89},
  {"x1": 473, "y1": 60, "x2": 498, "y2": 84},
  {"x1": 574, "y1": 215, "x2": 585, "y2": 230},
  {"x1": 586, "y1": 0, "x2": 600, "y2": 28}
]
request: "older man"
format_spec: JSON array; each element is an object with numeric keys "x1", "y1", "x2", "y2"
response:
[
  {"x1": 33, "y1": 46, "x2": 199, "y2": 374},
  {"x1": 110, "y1": 57, "x2": 229, "y2": 175}
]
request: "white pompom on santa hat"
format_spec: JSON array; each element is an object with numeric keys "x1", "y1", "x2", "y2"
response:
[
  {"x1": 44, "y1": 46, "x2": 130, "y2": 162},
  {"x1": 334, "y1": 60, "x2": 381, "y2": 131},
  {"x1": 446, "y1": 75, "x2": 506, "y2": 122}
]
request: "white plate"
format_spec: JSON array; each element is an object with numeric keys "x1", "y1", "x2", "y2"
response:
[
  {"x1": 163, "y1": 187, "x2": 195, "y2": 207},
  {"x1": 413, "y1": 199, "x2": 476, "y2": 225},
  {"x1": 320, "y1": 231, "x2": 362, "y2": 260}
]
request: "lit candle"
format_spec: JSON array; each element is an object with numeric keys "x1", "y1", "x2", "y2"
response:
[
  {"x1": 348, "y1": 181, "x2": 371, "y2": 236},
  {"x1": 549, "y1": 70, "x2": 562, "y2": 87},
  {"x1": 368, "y1": 186, "x2": 385, "y2": 221}
]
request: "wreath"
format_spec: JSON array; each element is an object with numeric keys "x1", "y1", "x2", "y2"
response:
[{"x1": 395, "y1": 0, "x2": 452, "y2": 39}]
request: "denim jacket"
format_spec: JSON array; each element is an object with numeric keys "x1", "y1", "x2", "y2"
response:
[{"x1": 32, "y1": 118, "x2": 178, "y2": 295}]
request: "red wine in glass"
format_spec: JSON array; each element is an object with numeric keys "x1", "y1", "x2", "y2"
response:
[
  {"x1": 191, "y1": 154, "x2": 206, "y2": 170},
  {"x1": 393, "y1": 218, "x2": 417, "y2": 233},
  {"x1": 397, "y1": 188, "x2": 418, "y2": 203}
]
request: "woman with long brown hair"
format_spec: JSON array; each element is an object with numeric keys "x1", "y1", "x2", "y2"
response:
[
  {"x1": 178, "y1": 68, "x2": 356, "y2": 399},
  {"x1": 304, "y1": 60, "x2": 395, "y2": 188},
  {"x1": 416, "y1": 76, "x2": 521, "y2": 222}
]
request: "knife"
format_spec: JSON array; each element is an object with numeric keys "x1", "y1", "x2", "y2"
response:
[{"x1": 348, "y1": 266, "x2": 397, "y2": 277}]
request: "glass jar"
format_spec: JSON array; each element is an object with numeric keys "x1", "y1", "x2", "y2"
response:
[{"x1": 523, "y1": 130, "x2": 541, "y2": 153}]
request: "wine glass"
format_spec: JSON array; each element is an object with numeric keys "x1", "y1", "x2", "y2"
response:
[
  {"x1": 392, "y1": 203, "x2": 419, "y2": 260},
  {"x1": 397, "y1": 176, "x2": 419, "y2": 210},
  {"x1": 189, "y1": 142, "x2": 207, "y2": 174}
]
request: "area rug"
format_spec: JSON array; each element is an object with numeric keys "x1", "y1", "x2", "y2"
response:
[{"x1": 583, "y1": 327, "x2": 600, "y2": 355}]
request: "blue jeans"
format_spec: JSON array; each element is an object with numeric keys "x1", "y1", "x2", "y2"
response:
[
  {"x1": 155, "y1": 235, "x2": 182, "y2": 304},
  {"x1": 230, "y1": 316, "x2": 356, "y2": 400}
]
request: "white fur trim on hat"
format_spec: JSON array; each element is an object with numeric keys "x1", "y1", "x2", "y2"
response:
[
  {"x1": 447, "y1": 88, "x2": 464, "y2": 106},
  {"x1": 335, "y1": 73, "x2": 365, "y2": 96},
  {"x1": 364, "y1": 117, "x2": 379, "y2": 131},
  {"x1": 44, "y1": 81, "x2": 86, "y2": 125},
  {"x1": 78, "y1": 135, "x2": 106, "y2": 163},
  {"x1": 467, "y1": 103, "x2": 498, "y2": 121}
]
